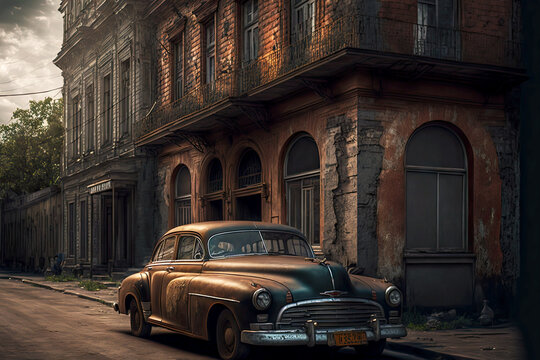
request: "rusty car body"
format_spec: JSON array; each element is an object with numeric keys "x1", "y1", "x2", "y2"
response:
[{"x1": 114, "y1": 221, "x2": 407, "y2": 359}]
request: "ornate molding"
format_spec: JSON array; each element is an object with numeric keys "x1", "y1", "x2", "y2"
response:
[
  {"x1": 193, "y1": 0, "x2": 218, "y2": 23},
  {"x1": 166, "y1": 15, "x2": 187, "y2": 40}
]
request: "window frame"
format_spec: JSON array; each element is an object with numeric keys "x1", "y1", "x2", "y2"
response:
[
  {"x1": 102, "y1": 73, "x2": 112, "y2": 145},
  {"x1": 242, "y1": 0, "x2": 259, "y2": 63},
  {"x1": 237, "y1": 149, "x2": 262, "y2": 189},
  {"x1": 120, "y1": 59, "x2": 130, "y2": 137},
  {"x1": 85, "y1": 84, "x2": 94, "y2": 151},
  {"x1": 405, "y1": 124, "x2": 468, "y2": 252},
  {"x1": 204, "y1": 17, "x2": 216, "y2": 85},
  {"x1": 171, "y1": 34, "x2": 185, "y2": 101},
  {"x1": 72, "y1": 95, "x2": 81, "y2": 158},
  {"x1": 291, "y1": 0, "x2": 316, "y2": 43}
]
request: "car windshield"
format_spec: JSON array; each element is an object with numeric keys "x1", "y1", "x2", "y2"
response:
[{"x1": 208, "y1": 230, "x2": 314, "y2": 258}]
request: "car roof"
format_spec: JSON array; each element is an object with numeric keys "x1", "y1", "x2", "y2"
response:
[{"x1": 162, "y1": 221, "x2": 305, "y2": 241}]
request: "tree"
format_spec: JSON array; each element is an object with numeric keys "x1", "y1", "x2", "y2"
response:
[{"x1": 0, "y1": 97, "x2": 63, "y2": 195}]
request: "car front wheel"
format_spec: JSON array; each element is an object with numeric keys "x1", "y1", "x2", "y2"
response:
[
  {"x1": 215, "y1": 309, "x2": 250, "y2": 360},
  {"x1": 129, "y1": 298, "x2": 151, "y2": 338}
]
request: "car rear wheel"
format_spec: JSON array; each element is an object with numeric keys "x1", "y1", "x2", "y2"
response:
[
  {"x1": 355, "y1": 339, "x2": 386, "y2": 358},
  {"x1": 215, "y1": 309, "x2": 250, "y2": 360},
  {"x1": 129, "y1": 298, "x2": 151, "y2": 338}
]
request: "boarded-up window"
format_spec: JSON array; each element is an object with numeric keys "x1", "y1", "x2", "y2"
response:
[{"x1": 405, "y1": 125, "x2": 467, "y2": 251}]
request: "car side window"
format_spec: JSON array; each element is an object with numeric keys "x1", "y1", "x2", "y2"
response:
[
  {"x1": 160, "y1": 237, "x2": 176, "y2": 261},
  {"x1": 177, "y1": 235, "x2": 204, "y2": 260},
  {"x1": 151, "y1": 241, "x2": 164, "y2": 262}
]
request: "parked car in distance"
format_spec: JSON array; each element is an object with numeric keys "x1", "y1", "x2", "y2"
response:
[{"x1": 114, "y1": 221, "x2": 407, "y2": 360}]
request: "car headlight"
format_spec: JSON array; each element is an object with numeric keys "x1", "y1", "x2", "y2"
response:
[
  {"x1": 385, "y1": 286, "x2": 402, "y2": 307},
  {"x1": 252, "y1": 288, "x2": 272, "y2": 310}
]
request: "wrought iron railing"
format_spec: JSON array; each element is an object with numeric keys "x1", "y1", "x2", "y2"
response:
[{"x1": 135, "y1": 14, "x2": 521, "y2": 140}]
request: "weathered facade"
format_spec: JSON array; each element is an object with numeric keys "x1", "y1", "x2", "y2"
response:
[
  {"x1": 0, "y1": 187, "x2": 62, "y2": 272},
  {"x1": 54, "y1": 0, "x2": 156, "y2": 276},
  {"x1": 137, "y1": 0, "x2": 524, "y2": 311}
]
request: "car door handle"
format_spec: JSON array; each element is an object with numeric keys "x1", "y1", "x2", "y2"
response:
[
  {"x1": 166, "y1": 266, "x2": 175, "y2": 272},
  {"x1": 147, "y1": 266, "x2": 152, "y2": 270}
]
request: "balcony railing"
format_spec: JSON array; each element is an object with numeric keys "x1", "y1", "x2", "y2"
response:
[{"x1": 135, "y1": 14, "x2": 521, "y2": 140}]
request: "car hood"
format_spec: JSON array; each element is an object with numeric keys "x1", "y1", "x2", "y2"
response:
[{"x1": 202, "y1": 255, "x2": 374, "y2": 301}]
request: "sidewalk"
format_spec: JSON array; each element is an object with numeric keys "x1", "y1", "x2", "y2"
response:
[
  {"x1": 0, "y1": 271, "x2": 117, "y2": 307},
  {"x1": 0, "y1": 271, "x2": 526, "y2": 360},
  {"x1": 387, "y1": 324, "x2": 525, "y2": 360}
]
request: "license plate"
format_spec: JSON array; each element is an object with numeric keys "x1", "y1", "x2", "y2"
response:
[{"x1": 333, "y1": 331, "x2": 368, "y2": 346}]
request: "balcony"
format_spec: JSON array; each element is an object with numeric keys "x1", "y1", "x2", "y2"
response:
[{"x1": 135, "y1": 14, "x2": 523, "y2": 144}]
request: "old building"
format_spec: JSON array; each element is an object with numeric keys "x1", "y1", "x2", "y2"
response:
[
  {"x1": 136, "y1": 0, "x2": 524, "y2": 311},
  {"x1": 0, "y1": 187, "x2": 62, "y2": 272},
  {"x1": 54, "y1": 0, "x2": 157, "y2": 276}
]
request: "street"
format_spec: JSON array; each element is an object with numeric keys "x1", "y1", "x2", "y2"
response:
[{"x1": 0, "y1": 279, "x2": 423, "y2": 360}]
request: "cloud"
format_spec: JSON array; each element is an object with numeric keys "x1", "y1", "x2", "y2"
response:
[{"x1": 0, "y1": 0, "x2": 63, "y2": 124}]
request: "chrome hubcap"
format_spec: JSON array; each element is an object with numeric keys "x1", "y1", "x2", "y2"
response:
[{"x1": 224, "y1": 326, "x2": 235, "y2": 348}]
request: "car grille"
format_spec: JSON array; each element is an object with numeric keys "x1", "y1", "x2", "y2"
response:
[{"x1": 276, "y1": 300, "x2": 386, "y2": 330}]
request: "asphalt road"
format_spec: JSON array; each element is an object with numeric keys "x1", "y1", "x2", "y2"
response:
[{"x1": 0, "y1": 279, "x2": 422, "y2": 360}]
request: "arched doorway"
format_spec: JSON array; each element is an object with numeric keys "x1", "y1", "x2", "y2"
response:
[
  {"x1": 284, "y1": 135, "x2": 320, "y2": 246},
  {"x1": 404, "y1": 123, "x2": 473, "y2": 309}
]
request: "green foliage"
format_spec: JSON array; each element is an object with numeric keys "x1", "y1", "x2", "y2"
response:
[
  {"x1": 78, "y1": 280, "x2": 108, "y2": 291},
  {"x1": 0, "y1": 97, "x2": 63, "y2": 195},
  {"x1": 402, "y1": 311, "x2": 428, "y2": 330},
  {"x1": 45, "y1": 274, "x2": 78, "y2": 282},
  {"x1": 402, "y1": 311, "x2": 474, "y2": 331}
]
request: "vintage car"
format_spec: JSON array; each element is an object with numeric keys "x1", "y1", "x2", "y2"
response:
[{"x1": 114, "y1": 221, "x2": 406, "y2": 359}]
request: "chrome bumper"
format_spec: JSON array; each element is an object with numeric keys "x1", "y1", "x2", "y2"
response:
[{"x1": 241, "y1": 323, "x2": 407, "y2": 347}]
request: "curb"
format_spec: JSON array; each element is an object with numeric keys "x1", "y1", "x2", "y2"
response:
[
  {"x1": 387, "y1": 341, "x2": 477, "y2": 360},
  {"x1": 2, "y1": 276, "x2": 115, "y2": 308}
]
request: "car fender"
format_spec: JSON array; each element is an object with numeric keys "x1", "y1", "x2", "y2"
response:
[
  {"x1": 187, "y1": 274, "x2": 290, "y2": 339},
  {"x1": 119, "y1": 272, "x2": 151, "y2": 315}
]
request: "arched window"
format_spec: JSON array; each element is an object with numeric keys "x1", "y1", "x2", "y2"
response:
[
  {"x1": 405, "y1": 124, "x2": 467, "y2": 251},
  {"x1": 208, "y1": 158, "x2": 223, "y2": 193},
  {"x1": 285, "y1": 135, "x2": 320, "y2": 246},
  {"x1": 175, "y1": 166, "x2": 191, "y2": 226},
  {"x1": 206, "y1": 158, "x2": 224, "y2": 221},
  {"x1": 238, "y1": 149, "x2": 261, "y2": 188},
  {"x1": 235, "y1": 149, "x2": 262, "y2": 221}
]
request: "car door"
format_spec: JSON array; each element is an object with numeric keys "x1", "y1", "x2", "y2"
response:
[
  {"x1": 160, "y1": 233, "x2": 204, "y2": 331},
  {"x1": 147, "y1": 235, "x2": 177, "y2": 323}
]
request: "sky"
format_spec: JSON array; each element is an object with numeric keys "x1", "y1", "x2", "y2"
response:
[{"x1": 0, "y1": 0, "x2": 63, "y2": 125}]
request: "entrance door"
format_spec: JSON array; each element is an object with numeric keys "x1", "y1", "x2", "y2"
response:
[
  {"x1": 101, "y1": 197, "x2": 112, "y2": 266},
  {"x1": 115, "y1": 192, "x2": 131, "y2": 267}
]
